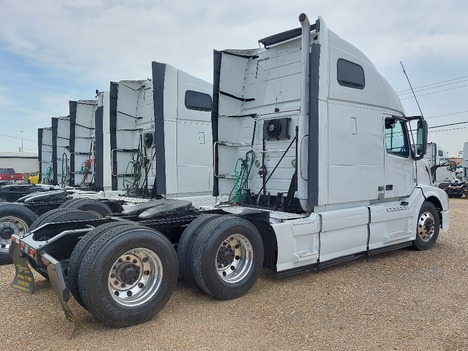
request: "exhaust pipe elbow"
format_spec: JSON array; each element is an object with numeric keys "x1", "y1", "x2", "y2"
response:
[{"x1": 299, "y1": 13, "x2": 309, "y2": 26}]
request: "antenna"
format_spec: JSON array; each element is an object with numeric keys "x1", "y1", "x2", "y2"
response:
[
  {"x1": 258, "y1": 43, "x2": 280, "y2": 111},
  {"x1": 400, "y1": 61, "x2": 424, "y2": 117}
]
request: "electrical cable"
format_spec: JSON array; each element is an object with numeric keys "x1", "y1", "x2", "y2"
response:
[
  {"x1": 229, "y1": 150, "x2": 255, "y2": 204},
  {"x1": 400, "y1": 83, "x2": 468, "y2": 100},
  {"x1": 60, "y1": 152, "x2": 69, "y2": 187},
  {"x1": 80, "y1": 140, "x2": 95, "y2": 188},
  {"x1": 396, "y1": 74, "x2": 468, "y2": 95},
  {"x1": 428, "y1": 121, "x2": 468, "y2": 129},
  {"x1": 43, "y1": 164, "x2": 53, "y2": 184},
  {"x1": 425, "y1": 110, "x2": 468, "y2": 120}
]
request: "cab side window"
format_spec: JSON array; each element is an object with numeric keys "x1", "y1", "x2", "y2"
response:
[{"x1": 385, "y1": 118, "x2": 409, "y2": 157}]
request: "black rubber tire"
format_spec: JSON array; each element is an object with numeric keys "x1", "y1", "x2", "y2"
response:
[
  {"x1": 29, "y1": 208, "x2": 100, "y2": 231},
  {"x1": 67, "y1": 221, "x2": 138, "y2": 308},
  {"x1": 27, "y1": 208, "x2": 100, "y2": 279},
  {"x1": 78, "y1": 225, "x2": 178, "y2": 327},
  {"x1": 58, "y1": 198, "x2": 82, "y2": 208},
  {"x1": 177, "y1": 214, "x2": 221, "y2": 289},
  {"x1": 0, "y1": 203, "x2": 38, "y2": 265},
  {"x1": 191, "y1": 216, "x2": 264, "y2": 300},
  {"x1": 412, "y1": 201, "x2": 440, "y2": 250},
  {"x1": 59, "y1": 198, "x2": 113, "y2": 218}
]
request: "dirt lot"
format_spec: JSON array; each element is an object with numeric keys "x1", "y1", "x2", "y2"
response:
[{"x1": 0, "y1": 198, "x2": 467, "y2": 351}]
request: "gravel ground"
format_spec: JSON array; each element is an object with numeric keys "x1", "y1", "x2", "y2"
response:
[{"x1": 0, "y1": 198, "x2": 467, "y2": 351}]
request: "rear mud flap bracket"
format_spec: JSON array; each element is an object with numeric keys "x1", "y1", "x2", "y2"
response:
[{"x1": 42, "y1": 253, "x2": 77, "y2": 337}]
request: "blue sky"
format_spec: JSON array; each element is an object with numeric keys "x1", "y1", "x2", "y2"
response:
[{"x1": 1, "y1": 0, "x2": 468, "y2": 156}]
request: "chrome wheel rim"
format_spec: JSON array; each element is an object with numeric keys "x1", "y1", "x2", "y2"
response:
[
  {"x1": 108, "y1": 248, "x2": 162, "y2": 307},
  {"x1": 0, "y1": 215, "x2": 28, "y2": 249},
  {"x1": 418, "y1": 211, "x2": 435, "y2": 242},
  {"x1": 216, "y1": 234, "x2": 253, "y2": 284}
]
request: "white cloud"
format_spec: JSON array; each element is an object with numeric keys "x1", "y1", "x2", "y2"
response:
[{"x1": 2, "y1": 0, "x2": 467, "y2": 83}]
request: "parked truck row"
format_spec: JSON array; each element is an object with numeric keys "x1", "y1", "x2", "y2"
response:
[
  {"x1": 424, "y1": 141, "x2": 468, "y2": 198},
  {"x1": 0, "y1": 62, "x2": 215, "y2": 261},
  {"x1": 36, "y1": 62, "x2": 213, "y2": 196},
  {"x1": 9, "y1": 14, "x2": 449, "y2": 332},
  {"x1": 445, "y1": 141, "x2": 468, "y2": 198}
]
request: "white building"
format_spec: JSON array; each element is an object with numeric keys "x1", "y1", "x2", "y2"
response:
[{"x1": 0, "y1": 152, "x2": 39, "y2": 174}]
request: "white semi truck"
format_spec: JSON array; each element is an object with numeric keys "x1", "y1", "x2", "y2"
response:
[
  {"x1": 105, "y1": 62, "x2": 213, "y2": 199},
  {"x1": 69, "y1": 99, "x2": 98, "y2": 188},
  {"x1": 424, "y1": 142, "x2": 452, "y2": 186},
  {"x1": 443, "y1": 142, "x2": 468, "y2": 198},
  {"x1": 10, "y1": 14, "x2": 448, "y2": 330},
  {"x1": 37, "y1": 127, "x2": 53, "y2": 183}
]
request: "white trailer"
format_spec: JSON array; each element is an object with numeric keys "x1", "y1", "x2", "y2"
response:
[{"x1": 10, "y1": 14, "x2": 448, "y2": 330}]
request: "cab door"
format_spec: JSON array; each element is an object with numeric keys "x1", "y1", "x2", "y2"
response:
[{"x1": 383, "y1": 116, "x2": 415, "y2": 199}]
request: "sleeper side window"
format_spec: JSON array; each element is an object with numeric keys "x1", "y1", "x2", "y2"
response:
[
  {"x1": 337, "y1": 59, "x2": 365, "y2": 89},
  {"x1": 185, "y1": 90, "x2": 212, "y2": 112}
]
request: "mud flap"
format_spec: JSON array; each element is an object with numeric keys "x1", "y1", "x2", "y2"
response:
[
  {"x1": 41, "y1": 253, "x2": 76, "y2": 337},
  {"x1": 10, "y1": 243, "x2": 35, "y2": 293}
]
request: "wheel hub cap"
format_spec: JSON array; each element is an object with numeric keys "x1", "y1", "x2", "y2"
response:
[
  {"x1": 117, "y1": 263, "x2": 141, "y2": 285},
  {"x1": 217, "y1": 245, "x2": 235, "y2": 266},
  {"x1": 0, "y1": 223, "x2": 15, "y2": 240}
]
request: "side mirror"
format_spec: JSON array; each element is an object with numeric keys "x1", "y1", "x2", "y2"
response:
[{"x1": 413, "y1": 119, "x2": 428, "y2": 160}]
